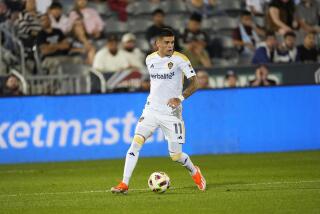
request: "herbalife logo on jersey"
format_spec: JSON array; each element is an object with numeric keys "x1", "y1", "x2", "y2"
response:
[{"x1": 150, "y1": 72, "x2": 175, "y2": 80}]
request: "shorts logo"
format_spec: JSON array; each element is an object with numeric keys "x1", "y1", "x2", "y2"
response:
[
  {"x1": 178, "y1": 136, "x2": 183, "y2": 140},
  {"x1": 139, "y1": 117, "x2": 144, "y2": 122},
  {"x1": 168, "y1": 62, "x2": 173, "y2": 69}
]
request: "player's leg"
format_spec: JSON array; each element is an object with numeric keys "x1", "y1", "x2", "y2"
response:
[
  {"x1": 160, "y1": 116, "x2": 206, "y2": 191},
  {"x1": 111, "y1": 111, "x2": 158, "y2": 194}
]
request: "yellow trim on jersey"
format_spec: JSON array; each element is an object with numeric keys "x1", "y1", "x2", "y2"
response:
[
  {"x1": 146, "y1": 51, "x2": 158, "y2": 61},
  {"x1": 173, "y1": 51, "x2": 190, "y2": 62}
]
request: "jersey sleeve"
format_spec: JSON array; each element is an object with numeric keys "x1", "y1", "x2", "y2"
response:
[{"x1": 179, "y1": 58, "x2": 196, "y2": 79}]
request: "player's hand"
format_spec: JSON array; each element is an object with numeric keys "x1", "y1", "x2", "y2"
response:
[{"x1": 167, "y1": 98, "x2": 181, "y2": 109}]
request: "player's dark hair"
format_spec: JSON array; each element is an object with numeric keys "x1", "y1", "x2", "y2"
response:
[
  {"x1": 265, "y1": 31, "x2": 275, "y2": 39},
  {"x1": 284, "y1": 31, "x2": 296, "y2": 38},
  {"x1": 241, "y1": 11, "x2": 251, "y2": 17},
  {"x1": 49, "y1": 2, "x2": 63, "y2": 10},
  {"x1": 157, "y1": 28, "x2": 174, "y2": 39},
  {"x1": 152, "y1": 8, "x2": 165, "y2": 16}
]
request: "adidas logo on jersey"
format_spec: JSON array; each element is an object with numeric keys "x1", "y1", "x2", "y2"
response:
[{"x1": 150, "y1": 72, "x2": 175, "y2": 80}]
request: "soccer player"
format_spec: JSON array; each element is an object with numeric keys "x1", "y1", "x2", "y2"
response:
[{"x1": 111, "y1": 28, "x2": 206, "y2": 194}]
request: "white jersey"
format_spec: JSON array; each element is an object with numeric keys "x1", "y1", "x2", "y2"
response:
[{"x1": 145, "y1": 51, "x2": 196, "y2": 112}]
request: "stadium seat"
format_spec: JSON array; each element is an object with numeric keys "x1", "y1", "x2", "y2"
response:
[
  {"x1": 165, "y1": 13, "x2": 188, "y2": 33},
  {"x1": 87, "y1": 2, "x2": 114, "y2": 18},
  {"x1": 126, "y1": 0, "x2": 169, "y2": 15},
  {"x1": 216, "y1": 0, "x2": 243, "y2": 17},
  {"x1": 135, "y1": 37, "x2": 150, "y2": 53},
  {"x1": 167, "y1": 0, "x2": 188, "y2": 13},
  {"x1": 210, "y1": 16, "x2": 239, "y2": 34},
  {"x1": 104, "y1": 18, "x2": 129, "y2": 34},
  {"x1": 128, "y1": 18, "x2": 153, "y2": 33}
]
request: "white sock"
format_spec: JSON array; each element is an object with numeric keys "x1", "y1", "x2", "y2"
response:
[
  {"x1": 122, "y1": 141, "x2": 142, "y2": 185},
  {"x1": 177, "y1": 153, "x2": 197, "y2": 176}
]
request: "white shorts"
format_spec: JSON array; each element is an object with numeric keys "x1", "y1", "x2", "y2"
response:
[{"x1": 135, "y1": 106, "x2": 185, "y2": 154}]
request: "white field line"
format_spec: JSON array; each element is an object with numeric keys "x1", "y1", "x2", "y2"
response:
[{"x1": 0, "y1": 180, "x2": 320, "y2": 198}]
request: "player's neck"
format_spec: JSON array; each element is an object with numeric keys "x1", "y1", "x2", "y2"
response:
[{"x1": 157, "y1": 51, "x2": 173, "y2": 58}]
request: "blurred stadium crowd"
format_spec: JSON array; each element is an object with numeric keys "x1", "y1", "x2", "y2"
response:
[{"x1": 0, "y1": 0, "x2": 319, "y2": 96}]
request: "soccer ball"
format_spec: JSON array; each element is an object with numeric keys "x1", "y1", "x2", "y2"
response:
[{"x1": 148, "y1": 172, "x2": 170, "y2": 193}]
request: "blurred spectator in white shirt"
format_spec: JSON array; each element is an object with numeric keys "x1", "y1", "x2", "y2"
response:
[
  {"x1": 121, "y1": 33, "x2": 146, "y2": 73},
  {"x1": 93, "y1": 35, "x2": 131, "y2": 73}
]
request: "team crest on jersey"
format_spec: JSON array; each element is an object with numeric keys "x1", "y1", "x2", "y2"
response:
[{"x1": 168, "y1": 62, "x2": 174, "y2": 69}]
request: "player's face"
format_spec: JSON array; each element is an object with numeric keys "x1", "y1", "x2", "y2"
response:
[{"x1": 156, "y1": 36, "x2": 175, "y2": 56}]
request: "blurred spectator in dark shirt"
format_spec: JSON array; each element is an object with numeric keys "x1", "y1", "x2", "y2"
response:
[
  {"x1": 275, "y1": 31, "x2": 299, "y2": 62},
  {"x1": 295, "y1": 0, "x2": 320, "y2": 34},
  {"x1": 266, "y1": 0, "x2": 296, "y2": 35},
  {"x1": 233, "y1": 11, "x2": 265, "y2": 63},
  {"x1": 48, "y1": 2, "x2": 71, "y2": 35},
  {"x1": 182, "y1": 12, "x2": 209, "y2": 48},
  {"x1": 297, "y1": 32, "x2": 319, "y2": 62},
  {"x1": 182, "y1": 36, "x2": 212, "y2": 68},
  {"x1": 146, "y1": 9, "x2": 180, "y2": 51},
  {"x1": 1, "y1": 74, "x2": 23, "y2": 96},
  {"x1": 224, "y1": 70, "x2": 238, "y2": 88},
  {"x1": 252, "y1": 31, "x2": 278, "y2": 64},
  {"x1": 196, "y1": 70, "x2": 212, "y2": 89},
  {"x1": 0, "y1": 0, "x2": 9, "y2": 23},
  {"x1": 37, "y1": 14, "x2": 81, "y2": 74},
  {"x1": 249, "y1": 64, "x2": 277, "y2": 86}
]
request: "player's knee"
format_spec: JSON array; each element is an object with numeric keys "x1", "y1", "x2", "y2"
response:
[
  {"x1": 133, "y1": 134, "x2": 145, "y2": 145},
  {"x1": 170, "y1": 153, "x2": 182, "y2": 162}
]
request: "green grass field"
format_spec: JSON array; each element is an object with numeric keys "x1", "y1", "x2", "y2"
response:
[{"x1": 0, "y1": 151, "x2": 320, "y2": 214}]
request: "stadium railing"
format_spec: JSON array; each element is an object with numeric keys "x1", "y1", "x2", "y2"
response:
[{"x1": 0, "y1": 23, "x2": 26, "y2": 76}]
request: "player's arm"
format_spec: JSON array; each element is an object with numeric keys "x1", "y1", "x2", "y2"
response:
[
  {"x1": 167, "y1": 76, "x2": 198, "y2": 108},
  {"x1": 182, "y1": 75, "x2": 198, "y2": 99}
]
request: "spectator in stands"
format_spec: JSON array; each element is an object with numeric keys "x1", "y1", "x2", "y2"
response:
[
  {"x1": 275, "y1": 31, "x2": 299, "y2": 62},
  {"x1": 249, "y1": 64, "x2": 277, "y2": 86},
  {"x1": 48, "y1": 2, "x2": 71, "y2": 35},
  {"x1": 0, "y1": 0, "x2": 9, "y2": 23},
  {"x1": 182, "y1": 36, "x2": 212, "y2": 68},
  {"x1": 121, "y1": 33, "x2": 146, "y2": 73},
  {"x1": 233, "y1": 11, "x2": 265, "y2": 63},
  {"x1": 196, "y1": 70, "x2": 212, "y2": 89},
  {"x1": 224, "y1": 70, "x2": 238, "y2": 88},
  {"x1": 14, "y1": 0, "x2": 42, "y2": 59},
  {"x1": 295, "y1": 0, "x2": 320, "y2": 33},
  {"x1": 1, "y1": 74, "x2": 23, "y2": 96},
  {"x1": 182, "y1": 12, "x2": 209, "y2": 48},
  {"x1": 186, "y1": 0, "x2": 217, "y2": 17},
  {"x1": 93, "y1": 34, "x2": 131, "y2": 73},
  {"x1": 297, "y1": 32, "x2": 319, "y2": 62},
  {"x1": 69, "y1": 0, "x2": 105, "y2": 39},
  {"x1": 266, "y1": 0, "x2": 296, "y2": 35},
  {"x1": 146, "y1": 9, "x2": 181, "y2": 51},
  {"x1": 252, "y1": 31, "x2": 278, "y2": 64},
  {"x1": 246, "y1": 0, "x2": 271, "y2": 15},
  {"x1": 108, "y1": 0, "x2": 128, "y2": 22},
  {"x1": 36, "y1": 14, "x2": 81, "y2": 74}
]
